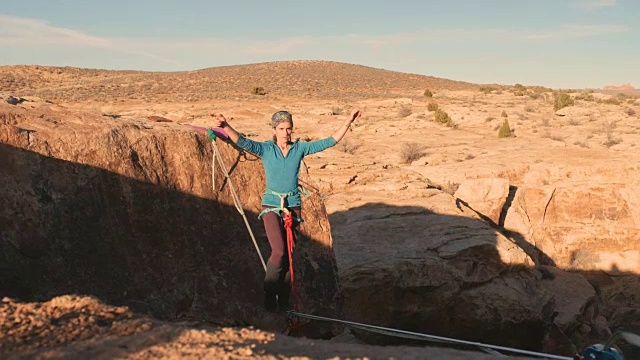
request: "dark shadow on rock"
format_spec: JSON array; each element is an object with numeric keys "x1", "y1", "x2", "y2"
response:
[
  {"x1": 0, "y1": 136, "x2": 342, "y2": 355},
  {"x1": 456, "y1": 194, "x2": 556, "y2": 267},
  {"x1": 325, "y1": 201, "x2": 640, "y2": 359},
  {"x1": 0, "y1": 142, "x2": 265, "y2": 324},
  {"x1": 327, "y1": 202, "x2": 556, "y2": 352},
  {"x1": 499, "y1": 185, "x2": 518, "y2": 228}
]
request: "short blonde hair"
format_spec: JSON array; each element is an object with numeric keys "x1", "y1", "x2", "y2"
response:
[{"x1": 271, "y1": 111, "x2": 293, "y2": 128}]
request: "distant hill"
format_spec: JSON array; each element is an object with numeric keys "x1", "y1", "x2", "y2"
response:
[
  {"x1": 603, "y1": 83, "x2": 635, "y2": 91},
  {"x1": 0, "y1": 61, "x2": 478, "y2": 102}
]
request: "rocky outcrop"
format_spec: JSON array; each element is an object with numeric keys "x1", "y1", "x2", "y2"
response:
[
  {"x1": 330, "y1": 177, "x2": 640, "y2": 356},
  {"x1": 454, "y1": 175, "x2": 640, "y2": 346},
  {"x1": 329, "y1": 194, "x2": 566, "y2": 351},
  {"x1": 504, "y1": 184, "x2": 640, "y2": 274},
  {"x1": 0, "y1": 103, "x2": 341, "y2": 337},
  {"x1": 603, "y1": 83, "x2": 635, "y2": 91}
]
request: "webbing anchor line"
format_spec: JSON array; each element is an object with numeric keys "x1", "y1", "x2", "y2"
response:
[
  {"x1": 285, "y1": 311, "x2": 574, "y2": 360},
  {"x1": 207, "y1": 129, "x2": 266, "y2": 271}
]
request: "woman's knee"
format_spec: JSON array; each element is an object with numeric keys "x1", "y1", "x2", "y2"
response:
[{"x1": 269, "y1": 248, "x2": 286, "y2": 264}]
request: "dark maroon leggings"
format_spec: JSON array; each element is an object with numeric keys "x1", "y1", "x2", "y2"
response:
[{"x1": 261, "y1": 206, "x2": 301, "y2": 267}]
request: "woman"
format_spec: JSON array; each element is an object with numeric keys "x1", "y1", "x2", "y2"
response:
[{"x1": 211, "y1": 109, "x2": 361, "y2": 312}]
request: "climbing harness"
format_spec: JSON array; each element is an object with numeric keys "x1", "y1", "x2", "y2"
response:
[
  {"x1": 285, "y1": 311, "x2": 640, "y2": 360},
  {"x1": 258, "y1": 185, "x2": 309, "y2": 222}
]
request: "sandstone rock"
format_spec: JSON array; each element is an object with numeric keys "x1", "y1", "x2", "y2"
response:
[
  {"x1": 538, "y1": 266, "x2": 596, "y2": 332},
  {"x1": 0, "y1": 104, "x2": 342, "y2": 338},
  {"x1": 328, "y1": 196, "x2": 566, "y2": 350},
  {"x1": 503, "y1": 184, "x2": 640, "y2": 274},
  {"x1": 582, "y1": 271, "x2": 640, "y2": 333},
  {"x1": 147, "y1": 115, "x2": 172, "y2": 122},
  {"x1": 537, "y1": 266, "x2": 599, "y2": 352},
  {"x1": 453, "y1": 178, "x2": 510, "y2": 225},
  {"x1": 503, "y1": 182, "x2": 640, "y2": 351}
]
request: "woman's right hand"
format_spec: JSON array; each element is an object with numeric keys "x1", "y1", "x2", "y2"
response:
[
  {"x1": 210, "y1": 113, "x2": 227, "y2": 128},
  {"x1": 349, "y1": 109, "x2": 362, "y2": 124}
]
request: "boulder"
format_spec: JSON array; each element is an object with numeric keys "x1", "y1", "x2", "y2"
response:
[{"x1": 328, "y1": 196, "x2": 572, "y2": 350}]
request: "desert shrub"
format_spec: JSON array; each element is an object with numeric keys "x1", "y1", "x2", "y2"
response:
[
  {"x1": 498, "y1": 119, "x2": 513, "y2": 138},
  {"x1": 400, "y1": 142, "x2": 426, "y2": 163},
  {"x1": 532, "y1": 86, "x2": 553, "y2": 93},
  {"x1": 501, "y1": 110, "x2": 508, "y2": 118},
  {"x1": 514, "y1": 83, "x2": 527, "y2": 92},
  {"x1": 603, "y1": 97, "x2": 621, "y2": 105},
  {"x1": 434, "y1": 109, "x2": 451, "y2": 124},
  {"x1": 479, "y1": 86, "x2": 495, "y2": 94},
  {"x1": 625, "y1": 108, "x2": 636, "y2": 116},
  {"x1": 432, "y1": 181, "x2": 460, "y2": 195},
  {"x1": 339, "y1": 139, "x2": 360, "y2": 154},
  {"x1": 252, "y1": 86, "x2": 266, "y2": 95},
  {"x1": 553, "y1": 92, "x2": 575, "y2": 111},
  {"x1": 574, "y1": 140, "x2": 589, "y2": 148},
  {"x1": 603, "y1": 121, "x2": 621, "y2": 147},
  {"x1": 575, "y1": 92, "x2": 595, "y2": 102},
  {"x1": 424, "y1": 89, "x2": 433, "y2": 97},
  {"x1": 427, "y1": 102, "x2": 439, "y2": 111}
]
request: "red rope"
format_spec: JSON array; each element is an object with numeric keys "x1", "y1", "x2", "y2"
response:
[{"x1": 283, "y1": 212, "x2": 301, "y2": 331}]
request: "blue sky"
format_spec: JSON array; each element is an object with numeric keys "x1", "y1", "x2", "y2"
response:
[{"x1": 0, "y1": 0, "x2": 637, "y2": 89}]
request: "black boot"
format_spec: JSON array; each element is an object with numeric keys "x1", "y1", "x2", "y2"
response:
[
  {"x1": 264, "y1": 261, "x2": 281, "y2": 312},
  {"x1": 277, "y1": 271, "x2": 292, "y2": 311}
]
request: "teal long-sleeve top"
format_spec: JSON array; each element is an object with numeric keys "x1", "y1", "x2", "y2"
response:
[{"x1": 235, "y1": 135, "x2": 337, "y2": 208}]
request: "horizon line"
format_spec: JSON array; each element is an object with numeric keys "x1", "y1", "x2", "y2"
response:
[{"x1": 0, "y1": 59, "x2": 635, "y2": 92}]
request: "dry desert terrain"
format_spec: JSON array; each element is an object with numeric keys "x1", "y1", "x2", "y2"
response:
[{"x1": 2, "y1": 61, "x2": 640, "y2": 359}]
